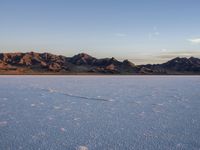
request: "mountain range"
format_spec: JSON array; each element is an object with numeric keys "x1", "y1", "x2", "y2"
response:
[{"x1": 0, "y1": 52, "x2": 200, "y2": 75}]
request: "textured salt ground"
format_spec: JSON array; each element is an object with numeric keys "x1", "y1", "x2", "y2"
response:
[{"x1": 0, "y1": 76, "x2": 200, "y2": 150}]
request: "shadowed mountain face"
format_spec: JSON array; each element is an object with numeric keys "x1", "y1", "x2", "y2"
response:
[
  {"x1": 0, "y1": 52, "x2": 200, "y2": 74},
  {"x1": 162, "y1": 57, "x2": 200, "y2": 72}
]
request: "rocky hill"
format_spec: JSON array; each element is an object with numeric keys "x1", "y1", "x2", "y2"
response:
[{"x1": 0, "y1": 52, "x2": 200, "y2": 74}]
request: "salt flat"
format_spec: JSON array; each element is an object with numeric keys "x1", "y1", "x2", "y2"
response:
[{"x1": 0, "y1": 76, "x2": 200, "y2": 150}]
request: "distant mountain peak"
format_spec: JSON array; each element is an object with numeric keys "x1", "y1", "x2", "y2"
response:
[
  {"x1": 77, "y1": 52, "x2": 92, "y2": 57},
  {"x1": 123, "y1": 59, "x2": 135, "y2": 67}
]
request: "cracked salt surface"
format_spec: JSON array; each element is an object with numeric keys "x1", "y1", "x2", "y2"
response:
[{"x1": 0, "y1": 76, "x2": 200, "y2": 150}]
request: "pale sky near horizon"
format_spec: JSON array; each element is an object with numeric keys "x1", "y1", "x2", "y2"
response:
[{"x1": 1, "y1": 0, "x2": 200, "y2": 64}]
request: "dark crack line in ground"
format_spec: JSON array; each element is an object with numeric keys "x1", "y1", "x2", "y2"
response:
[
  {"x1": 40, "y1": 88, "x2": 113, "y2": 102},
  {"x1": 31, "y1": 86, "x2": 150, "y2": 104}
]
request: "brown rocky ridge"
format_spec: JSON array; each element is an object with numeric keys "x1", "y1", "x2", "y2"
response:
[{"x1": 0, "y1": 52, "x2": 200, "y2": 75}]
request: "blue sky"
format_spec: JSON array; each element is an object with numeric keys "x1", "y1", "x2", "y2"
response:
[{"x1": 0, "y1": 0, "x2": 200, "y2": 64}]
